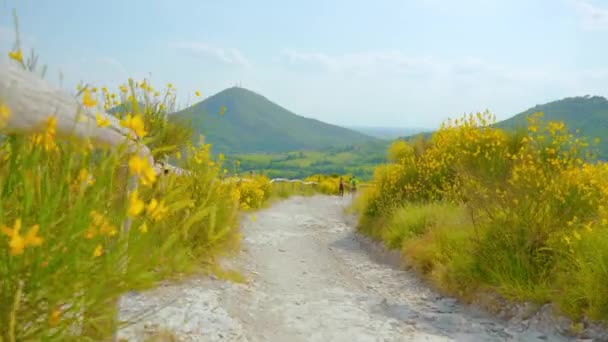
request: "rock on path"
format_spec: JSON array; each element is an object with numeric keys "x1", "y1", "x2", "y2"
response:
[{"x1": 119, "y1": 196, "x2": 574, "y2": 342}]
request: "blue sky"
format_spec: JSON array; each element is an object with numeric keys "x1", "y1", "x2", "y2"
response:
[{"x1": 1, "y1": 0, "x2": 607, "y2": 129}]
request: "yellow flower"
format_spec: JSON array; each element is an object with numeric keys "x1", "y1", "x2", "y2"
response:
[
  {"x1": 1, "y1": 220, "x2": 24, "y2": 255},
  {"x1": 76, "y1": 168, "x2": 95, "y2": 188},
  {"x1": 84, "y1": 226, "x2": 96, "y2": 239},
  {"x1": 45, "y1": 116, "x2": 57, "y2": 134},
  {"x1": 32, "y1": 116, "x2": 57, "y2": 151},
  {"x1": 146, "y1": 199, "x2": 168, "y2": 221},
  {"x1": 195, "y1": 90, "x2": 201, "y2": 97},
  {"x1": 120, "y1": 114, "x2": 146, "y2": 138},
  {"x1": 128, "y1": 155, "x2": 156, "y2": 186},
  {"x1": 120, "y1": 84, "x2": 128, "y2": 93},
  {"x1": 93, "y1": 244, "x2": 103, "y2": 257},
  {"x1": 100, "y1": 223, "x2": 117, "y2": 237},
  {"x1": 24, "y1": 225, "x2": 43, "y2": 248},
  {"x1": 138, "y1": 223, "x2": 148, "y2": 234},
  {"x1": 95, "y1": 113, "x2": 110, "y2": 128},
  {"x1": 128, "y1": 190, "x2": 145, "y2": 217},
  {"x1": 176, "y1": 151, "x2": 182, "y2": 160},
  {"x1": 87, "y1": 211, "x2": 116, "y2": 237},
  {"x1": 49, "y1": 308, "x2": 61, "y2": 326},
  {"x1": 82, "y1": 89, "x2": 97, "y2": 108},
  {"x1": 0, "y1": 104, "x2": 10, "y2": 128},
  {"x1": 8, "y1": 49, "x2": 23, "y2": 63},
  {"x1": 1, "y1": 219, "x2": 43, "y2": 256}
]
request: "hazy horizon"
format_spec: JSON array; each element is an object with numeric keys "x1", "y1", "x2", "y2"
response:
[{"x1": 1, "y1": 0, "x2": 607, "y2": 128}]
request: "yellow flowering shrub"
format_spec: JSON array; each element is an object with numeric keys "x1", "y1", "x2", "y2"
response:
[
  {"x1": 235, "y1": 175, "x2": 271, "y2": 210},
  {"x1": 358, "y1": 111, "x2": 608, "y2": 322},
  {"x1": 0, "y1": 75, "x2": 241, "y2": 340}
]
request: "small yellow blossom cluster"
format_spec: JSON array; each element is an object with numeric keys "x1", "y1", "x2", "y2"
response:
[
  {"x1": 129, "y1": 155, "x2": 156, "y2": 186},
  {"x1": 1, "y1": 219, "x2": 43, "y2": 256},
  {"x1": 128, "y1": 193, "x2": 169, "y2": 235},
  {"x1": 146, "y1": 199, "x2": 168, "y2": 221},
  {"x1": 235, "y1": 175, "x2": 271, "y2": 210},
  {"x1": 31, "y1": 116, "x2": 57, "y2": 151},
  {"x1": 85, "y1": 211, "x2": 117, "y2": 239},
  {"x1": 0, "y1": 103, "x2": 10, "y2": 128},
  {"x1": 8, "y1": 49, "x2": 23, "y2": 63},
  {"x1": 127, "y1": 190, "x2": 168, "y2": 224},
  {"x1": 82, "y1": 89, "x2": 97, "y2": 108},
  {"x1": 120, "y1": 114, "x2": 146, "y2": 139}
]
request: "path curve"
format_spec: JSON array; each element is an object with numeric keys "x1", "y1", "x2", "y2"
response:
[{"x1": 119, "y1": 196, "x2": 573, "y2": 342}]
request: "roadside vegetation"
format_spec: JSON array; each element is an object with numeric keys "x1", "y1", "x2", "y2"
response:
[
  {"x1": 356, "y1": 111, "x2": 608, "y2": 323},
  {"x1": 0, "y1": 34, "x2": 299, "y2": 339},
  {"x1": 0, "y1": 32, "x2": 340, "y2": 337}
]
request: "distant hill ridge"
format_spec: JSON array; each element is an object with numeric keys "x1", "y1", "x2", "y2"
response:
[
  {"x1": 496, "y1": 95, "x2": 608, "y2": 158},
  {"x1": 396, "y1": 95, "x2": 608, "y2": 158},
  {"x1": 170, "y1": 87, "x2": 376, "y2": 154},
  {"x1": 498, "y1": 95, "x2": 608, "y2": 130}
]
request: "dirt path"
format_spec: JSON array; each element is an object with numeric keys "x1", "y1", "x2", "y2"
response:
[{"x1": 119, "y1": 196, "x2": 574, "y2": 342}]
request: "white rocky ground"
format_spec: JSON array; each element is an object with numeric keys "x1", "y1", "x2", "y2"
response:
[{"x1": 118, "y1": 196, "x2": 586, "y2": 342}]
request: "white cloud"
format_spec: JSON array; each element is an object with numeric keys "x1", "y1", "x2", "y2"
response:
[
  {"x1": 171, "y1": 41, "x2": 251, "y2": 68},
  {"x1": 574, "y1": 0, "x2": 608, "y2": 30},
  {"x1": 281, "y1": 49, "x2": 441, "y2": 77},
  {"x1": 277, "y1": 48, "x2": 608, "y2": 125},
  {"x1": 280, "y1": 49, "x2": 608, "y2": 88},
  {"x1": 279, "y1": 49, "x2": 559, "y2": 84}
]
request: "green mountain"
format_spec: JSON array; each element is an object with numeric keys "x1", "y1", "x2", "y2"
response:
[
  {"x1": 497, "y1": 95, "x2": 608, "y2": 158},
  {"x1": 170, "y1": 87, "x2": 376, "y2": 154},
  {"x1": 498, "y1": 96, "x2": 608, "y2": 131}
]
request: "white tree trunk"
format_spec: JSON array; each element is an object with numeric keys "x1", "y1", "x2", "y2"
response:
[{"x1": 0, "y1": 60, "x2": 127, "y2": 147}]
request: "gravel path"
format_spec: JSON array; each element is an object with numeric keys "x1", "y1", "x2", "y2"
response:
[{"x1": 118, "y1": 196, "x2": 575, "y2": 342}]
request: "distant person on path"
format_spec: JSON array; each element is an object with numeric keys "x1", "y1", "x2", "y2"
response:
[
  {"x1": 338, "y1": 177, "x2": 345, "y2": 197},
  {"x1": 349, "y1": 176, "x2": 358, "y2": 197}
]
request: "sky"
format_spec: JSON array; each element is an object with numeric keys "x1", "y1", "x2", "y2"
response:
[{"x1": 0, "y1": 0, "x2": 607, "y2": 129}]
